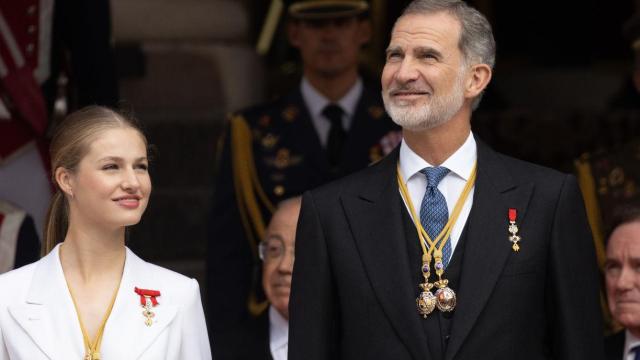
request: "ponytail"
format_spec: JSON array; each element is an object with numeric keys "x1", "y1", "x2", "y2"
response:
[{"x1": 43, "y1": 190, "x2": 69, "y2": 255}]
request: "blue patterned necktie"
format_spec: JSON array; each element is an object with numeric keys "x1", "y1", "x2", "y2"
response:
[
  {"x1": 632, "y1": 345, "x2": 640, "y2": 360},
  {"x1": 419, "y1": 166, "x2": 452, "y2": 268}
]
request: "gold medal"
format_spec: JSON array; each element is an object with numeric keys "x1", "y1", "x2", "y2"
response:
[
  {"x1": 397, "y1": 163, "x2": 476, "y2": 318},
  {"x1": 417, "y1": 288, "x2": 437, "y2": 317},
  {"x1": 508, "y1": 208, "x2": 521, "y2": 252}
]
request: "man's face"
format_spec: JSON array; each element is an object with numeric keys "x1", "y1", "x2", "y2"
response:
[
  {"x1": 261, "y1": 201, "x2": 301, "y2": 319},
  {"x1": 381, "y1": 12, "x2": 468, "y2": 131},
  {"x1": 605, "y1": 221, "x2": 640, "y2": 333},
  {"x1": 289, "y1": 17, "x2": 370, "y2": 78}
]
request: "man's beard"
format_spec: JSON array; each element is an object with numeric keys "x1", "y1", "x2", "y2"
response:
[{"x1": 382, "y1": 74, "x2": 466, "y2": 131}]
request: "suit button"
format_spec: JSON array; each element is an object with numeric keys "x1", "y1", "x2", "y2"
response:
[
  {"x1": 26, "y1": 43, "x2": 34, "y2": 54},
  {"x1": 274, "y1": 185, "x2": 285, "y2": 197},
  {"x1": 27, "y1": 5, "x2": 37, "y2": 15},
  {"x1": 28, "y1": 25, "x2": 37, "y2": 34}
]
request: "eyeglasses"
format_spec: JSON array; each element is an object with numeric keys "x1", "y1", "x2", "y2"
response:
[{"x1": 258, "y1": 238, "x2": 295, "y2": 262}]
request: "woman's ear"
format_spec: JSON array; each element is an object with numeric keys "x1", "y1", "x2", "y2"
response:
[{"x1": 55, "y1": 167, "x2": 74, "y2": 198}]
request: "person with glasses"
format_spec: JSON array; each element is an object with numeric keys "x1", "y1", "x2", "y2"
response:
[{"x1": 216, "y1": 197, "x2": 301, "y2": 360}]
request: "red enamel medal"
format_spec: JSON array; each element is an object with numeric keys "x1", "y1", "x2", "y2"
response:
[
  {"x1": 134, "y1": 287, "x2": 161, "y2": 326},
  {"x1": 508, "y1": 208, "x2": 521, "y2": 252}
]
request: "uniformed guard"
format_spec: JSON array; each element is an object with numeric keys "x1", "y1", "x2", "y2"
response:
[{"x1": 207, "y1": 0, "x2": 401, "y2": 337}]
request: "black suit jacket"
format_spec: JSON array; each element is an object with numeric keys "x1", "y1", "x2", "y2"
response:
[
  {"x1": 289, "y1": 137, "x2": 604, "y2": 360},
  {"x1": 605, "y1": 331, "x2": 624, "y2": 360},
  {"x1": 207, "y1": 86, "x2": 399, "y2": 332}
]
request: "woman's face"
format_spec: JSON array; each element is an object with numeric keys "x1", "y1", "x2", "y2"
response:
[{"x1": 67, "y1": 127, "x2": 151, "y2": 229}]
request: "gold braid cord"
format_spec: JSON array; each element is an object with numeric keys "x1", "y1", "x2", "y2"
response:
[
  {"x1": 229, "y1": 114, "x2": 275, "y2": 316},
  {"x1": 574, "y1": 156, "x2": 614, "y2": 332}
]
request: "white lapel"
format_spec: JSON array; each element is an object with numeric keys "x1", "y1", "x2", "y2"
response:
[
  {"x1": 101, "y1": 248, "x2": 177, "y2": 359},
  {"x1": 7, "y1": 244, "x2": 85, "y2": 360}
]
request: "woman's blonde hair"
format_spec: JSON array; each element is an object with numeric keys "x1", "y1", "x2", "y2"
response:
[{"x1": 43, "y1": 106, "x2": 147, "y2": 254}]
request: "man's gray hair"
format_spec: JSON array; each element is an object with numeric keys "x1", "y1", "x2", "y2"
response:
[
  {"x1": 400, "y1": 0, "x2": 496, "y2": 109},
  {"x1": 401, "y1": 0, "x2": 496, "y2": 68}
]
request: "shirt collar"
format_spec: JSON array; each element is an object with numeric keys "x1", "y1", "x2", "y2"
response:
[
  {"x1": 624, "y1": 330, "x2": 640, "y2": 357},
  {"x1": 399, "y1": 131, "x2": 476, "y2": 184},
  {"x1": 300, "y1": 76, "x2": 363, "y2": 119},
  {"x1": 269, "y1": 306, "x2": 289, "y2": 350}
]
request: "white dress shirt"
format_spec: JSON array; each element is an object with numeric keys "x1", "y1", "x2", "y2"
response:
[
  {"x1": 398, "y1": 132, "x2": 477, "y2": 257},
  {"x1": 269, "y1": 306, "x2": 289, "y2": 360},
  {"x1": 300, "y1": 77, "x2": 363, "y2": 147},
  {"x1": 624, "y1": 330, "x2": 640, "y2": 360}
]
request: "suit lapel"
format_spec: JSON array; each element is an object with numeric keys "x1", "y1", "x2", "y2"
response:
[
  {"x1": 8, "y1": 244, "x2": 85, "y2": 360},
  {"x1": 101, "y1": 248, "x2": 177, "y2": 359},
  {"x1": 445, "y1": 140, "x2": 534, "y2": 360},
  {"x1": 341, "y1": 149, "x2": 431, "y2": 360}
]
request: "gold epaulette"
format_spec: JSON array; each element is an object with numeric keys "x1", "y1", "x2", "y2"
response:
[{"x1": 229, "y1": 114, "x2": 274, "y2": 316}]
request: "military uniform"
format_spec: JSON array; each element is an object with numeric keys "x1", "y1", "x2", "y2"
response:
[{"x1": 207, "y1": 84, "x2": 399, "y2": 331}]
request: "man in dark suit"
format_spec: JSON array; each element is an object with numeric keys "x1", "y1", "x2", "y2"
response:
[
  {"x1": 216, "y1": 197, "x2": 301, "y2": 360},
  {"x1": 207, "y1": 0, "x2": 400, "y2": 334},
  {"x1": 604, "y1": 205, "x2": 640, "y2": 360},
  {"x1": 289, "y1": 1, "x2": 604, "y2": 359}
]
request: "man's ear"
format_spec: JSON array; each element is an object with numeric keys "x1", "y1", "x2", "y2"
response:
[
  {"x1": 55, "y1": 167, "x2": 74, "y2": 198},
  {"x1": 287, "y1": 20, "x2": 302, "y2": 48},
  {"x1": 465, "y1": 63, "x2": 492, "y2": 99}
]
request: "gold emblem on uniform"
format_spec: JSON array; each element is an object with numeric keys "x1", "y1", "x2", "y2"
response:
[
  {"x1": 275, "y1": 148, "x2": 291, "y2": 169},
  {"x1": 282, "y1": 106, "x2": 299, "y2": 122},
  {"x1": 609, "y1": 167, "x2": 625, "y2": 187},
  {"x1": 262, "y1": 133, "x2": 279, "y2": 149},
  {"x1": 264, "y1": 148, "x2": 303, "y2": 169},
  {"x1": 368, "y1": 106, "x2": 385, "y2": 119},
  {"x1": 274, "y1": 185, "x2": 285, "y2": 196}
]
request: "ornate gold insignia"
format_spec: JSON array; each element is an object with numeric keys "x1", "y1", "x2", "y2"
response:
[
  {"x1": 282, "y1": 106, "x2": 299, "y2": 122},
  {"x1": 262, "y1": 133, "x2": 279, "y2": 149},
  {"x1": 368, "y1": 106, "x2": 385, "y2": 119},
  {"x1": 609, "y1": 167, "x2": 625, "y2": 187},
  {"x1": 273, "y1": 185, "x2": 285, "y2": 197},
  {"x1": 264, "y1": 148, "x2": 303, "y2": 169}
]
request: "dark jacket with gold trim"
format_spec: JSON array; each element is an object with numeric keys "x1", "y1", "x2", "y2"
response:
[{"x1": 206, "y1": 86, "x2": 399, "y2": 333}]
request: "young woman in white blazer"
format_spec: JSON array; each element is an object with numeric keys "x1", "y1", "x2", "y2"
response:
[{"x1": 0, "y1": 106, "x2": 212, "y2": 359}]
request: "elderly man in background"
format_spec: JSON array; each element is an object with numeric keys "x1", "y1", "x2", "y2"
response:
[
  {"x1": 216, "y1": 197, "x2": 301, "y2": 360},
  {"x1": 605, "y1": 205, "x2": 640, "y2": 360}
]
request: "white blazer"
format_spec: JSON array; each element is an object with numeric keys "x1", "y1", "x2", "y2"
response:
[{"x1": 0, "y1": 244, "x2": 212, "y2": 359}]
